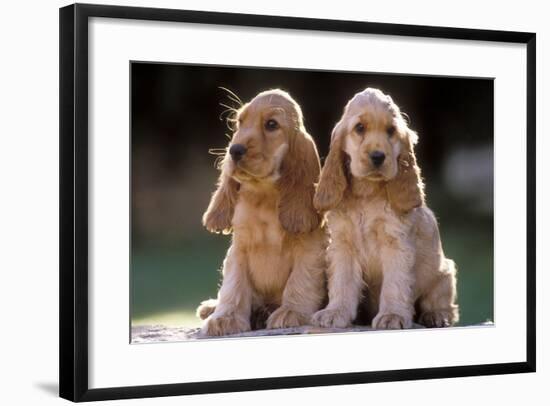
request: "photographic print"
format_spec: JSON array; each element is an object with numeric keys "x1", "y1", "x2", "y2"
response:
[
  {"x1": 130, "y1": 62, "x2": 494, "y2": 343},
  {"x1": 60, "y1": 4, "x2": 535, "y2": 400}
]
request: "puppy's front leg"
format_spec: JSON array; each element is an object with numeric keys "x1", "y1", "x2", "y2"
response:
[
  {"x1": 202, "y1": 245, "x2": 252, "y2": 336},
  {"x1": 311, "y1": 242, "x2": 363, "y2": 328},
  {"x1": 372, "y1": 242, "x2": 416, "y2": 329},
  {"x1": 266, "y1": 250, "x2": 325, "y2": 329}
]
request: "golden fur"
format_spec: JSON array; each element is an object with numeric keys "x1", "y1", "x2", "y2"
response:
[
  {"x1": 198, "y1": 89, "x2": 327, "y2": 336},
  {"x1": 312, "y1": 88, "x2": 459, "y2": 329}
]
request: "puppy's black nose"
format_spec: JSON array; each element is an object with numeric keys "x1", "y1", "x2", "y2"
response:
[
  {"x1": 370, "y1": 150, "x2": 386, "y2": 167},
  {"x1": 229, "y1": 144, "x2": 247, "y2": 162}
]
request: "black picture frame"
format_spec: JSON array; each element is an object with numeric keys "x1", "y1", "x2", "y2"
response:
[{"x1": 59, "y1": 3, "x2": 536, "y2": 402}]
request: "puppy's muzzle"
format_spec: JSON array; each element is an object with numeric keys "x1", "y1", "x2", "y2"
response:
[
  {"x1": 369, "y1": 150, "x2": 386, "y2": 168},
  {"x1": 229, "y1": 144, "x2": 247, "y2": 162}
]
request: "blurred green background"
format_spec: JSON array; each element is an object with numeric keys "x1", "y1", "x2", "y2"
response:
[{"x1": 131, "y1": 63, "x2": 493, "y2": 329}]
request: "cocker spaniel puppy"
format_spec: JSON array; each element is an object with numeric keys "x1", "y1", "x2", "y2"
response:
[
  {"x1": 312, "y1": 88, "x2": 459, "y2": 330},
  {"x1": 198, "y1": 89, "x2": 327, "y2": 336}
]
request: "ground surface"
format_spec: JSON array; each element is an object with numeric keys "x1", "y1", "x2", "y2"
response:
[
  {"x1": 131, "y1": 324, "x2": 424, "y2": 343},
  {"x1": 131, "y1": 321, "x2": 495, "y2": 343}
]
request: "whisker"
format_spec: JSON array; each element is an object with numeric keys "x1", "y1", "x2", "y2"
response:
[
  {"x1": 401, "y1": 111, "x2": 411, "y2": 125},
  {"x1": 218, "y1": 88, "x2": 242, "y2": 134},
  {"x1": 218, "y1": 86, "x2": 243, "y2": 106},
  {"x1": 213, "y1": 155, "x2": 225, "y2": 170},
  {"x1": 208, "y1": 148, "x2": 227, "y2": 156},
  {"x1": 225, "y1": 94, "x2": 242, "y2": 107},
  {"x1": 218, "y1": 106, "x2": 239, "y2": 132},
  {"x1": 225, "y1": 119, "x2": 238, "y2": 132},
  {"x1": 218, "y1": 107, "x2": 236, "y2": 121},
  {"x1": 219, "y1": 102, "x2": 238, "y2": 112}
]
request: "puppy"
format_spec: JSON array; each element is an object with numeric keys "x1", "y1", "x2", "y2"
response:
[
  {"x1": 312, "y1": 88, "x2": 458, "y2": 329},
  {"x1": 198, "y1": 89, "x2": 326, "y2": 336}
]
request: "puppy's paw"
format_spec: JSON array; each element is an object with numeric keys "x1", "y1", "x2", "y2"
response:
[
  {"x1": 311, "y1": 307, "x2": 353, "y2": 328},
  {"x1": 418, "y1": 310, "x2": 453, "y2": 328},
  {"x1": 372, "y1": 313, "x2": 412, "y2": 330},
  {"x1": 202, "y1": 313, "x2": 250, "y2": 336},
  {"x1": 266, "y1": 306, "x2": 308, "y2": 329},
  {"x1": 196, "y1": 299, "x2": 217, "y2": 320}
]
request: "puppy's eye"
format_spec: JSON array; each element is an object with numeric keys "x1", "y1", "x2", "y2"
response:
[
  {"x1": 265, "y1": 119, "x2": 279, "y2": 131},
  {"x1": 355, "y1": 122, "x2": 366, "y2": 135},
  {"x1": 387, "y1": 125, "x2": 396, "y2": 138}
]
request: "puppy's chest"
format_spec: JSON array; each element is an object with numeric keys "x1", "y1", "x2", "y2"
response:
[
  {"x1": 356, "y1": 211, "x2": 387, "y2": 258},
  {"x1": 233, "y1": 200, "x2": 292, "y2": 297},
  {"x1": 334, "y1": 201, "x2": 407, "y2": 269},
  {"x1": 233, "y1": 201, "x2": 285, "y2": 250}
]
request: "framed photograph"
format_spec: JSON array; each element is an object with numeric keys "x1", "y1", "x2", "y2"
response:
[{"x1": 59, "y1": 3, "x2": 536, "y2": 402}]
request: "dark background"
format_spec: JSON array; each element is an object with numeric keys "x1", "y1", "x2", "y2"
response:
[{"x1": 131, "y1": 62, "x2": 493, "y2": 328}]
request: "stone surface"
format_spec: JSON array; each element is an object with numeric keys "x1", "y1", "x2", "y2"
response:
[
  {"x1": 131, "y1": 323, "x2": 423, "y2": 343},
  {"x1": 131, "y1": 321, "x2": 494, "y2": 343}
]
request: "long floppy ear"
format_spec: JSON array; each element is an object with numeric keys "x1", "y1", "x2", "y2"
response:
[
  {"x1": 202, "y1": 154, "x2": 239, "y2": 234},
  {"x1": 313, "y1": 122, "x2": 348, "y2": 212},
  {"x1": 277, "y1": 131, "x2": 322, "y2": 234},
  {"x1": 386, "y1": 129, "x2": 425, "y2": 214}
]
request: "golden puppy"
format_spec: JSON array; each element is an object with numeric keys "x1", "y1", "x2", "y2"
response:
[
  {"x1": 312, "y1": 88, "x2": 458, "y2": 329},
  {"x1": 198, "y1": 89, "x2": 326, "y2": 336}
]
